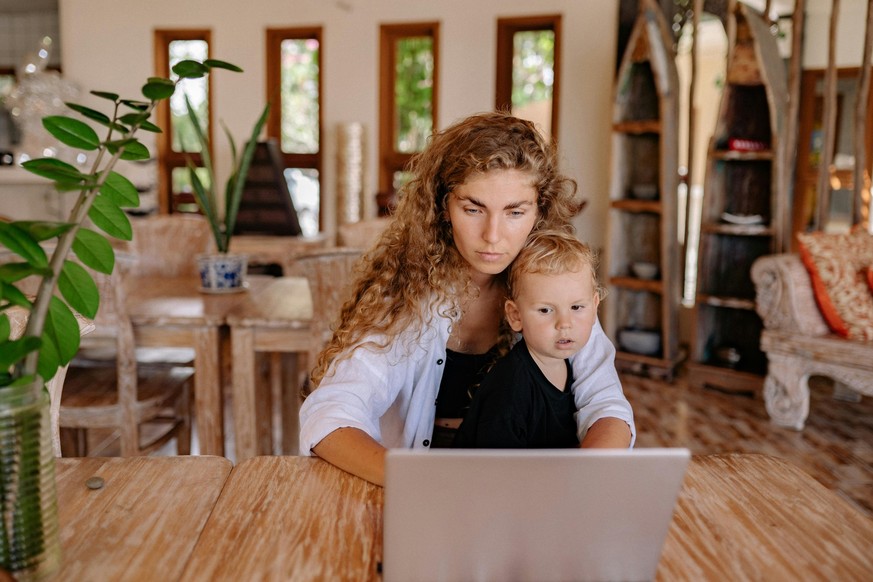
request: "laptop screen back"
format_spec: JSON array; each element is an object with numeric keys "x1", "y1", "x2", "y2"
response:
[{"x1": 383, "y1": 448, "x2": 690, "y2": 582}]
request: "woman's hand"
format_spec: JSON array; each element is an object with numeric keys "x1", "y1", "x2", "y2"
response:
[
  {"x1": 311, "y1": 427, "x2": 388, "y2": 486},
  {"x1": 579, "y1": 417, "x2": 632, "y2": 448}
]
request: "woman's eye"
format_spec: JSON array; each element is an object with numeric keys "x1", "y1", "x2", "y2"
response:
[
  {"x1": 508, "y1": 209, "x2": 526, "y2": 218},
  {"x1": 464, "y1": 207, "x2": 482, "y2": 215}
]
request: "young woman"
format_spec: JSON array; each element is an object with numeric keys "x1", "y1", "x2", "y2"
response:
[{"x1": 299, "y1": 111, "x2": 634, "y2": 485}]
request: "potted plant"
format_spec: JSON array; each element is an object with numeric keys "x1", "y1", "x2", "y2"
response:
[
  {"x1": 0, "y1": 58, "x2": 243, "y2": 579},
  {"x1": 182, "y1": 95, "x2": 270, "y2": 293}
]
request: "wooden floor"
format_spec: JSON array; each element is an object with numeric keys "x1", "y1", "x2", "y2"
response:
[
  {"x1": 623, "y1": 371, "x2": 873, "y2": 518},
  {"x1": 97, "y1": 368, "x2": 873, "y2": 519}
]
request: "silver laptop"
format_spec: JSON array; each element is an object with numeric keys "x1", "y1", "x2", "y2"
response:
[{"x1": 383, "y1": 448, "x2": 690, "y2": 582}]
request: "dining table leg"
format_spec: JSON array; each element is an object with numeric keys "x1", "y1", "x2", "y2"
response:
[
  {"x1": 194, "y1": 326, "x2": 224, "y2": 456},
  {"x1": 232, "y1": 328, "x2": 259, "y2": 461}
]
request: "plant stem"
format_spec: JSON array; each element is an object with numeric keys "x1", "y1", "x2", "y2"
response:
[{"x1": 17, "y1": 100, "x2": 157, "y2": 380}]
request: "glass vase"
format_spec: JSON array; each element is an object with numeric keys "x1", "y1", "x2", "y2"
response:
[{"x1": 0, "y1": 379, "x2": 61, "y2": 580}]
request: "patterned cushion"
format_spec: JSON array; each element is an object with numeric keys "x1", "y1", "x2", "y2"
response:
[{"x1": 797, "y1": 230, "x2": 873, "y2": 340}]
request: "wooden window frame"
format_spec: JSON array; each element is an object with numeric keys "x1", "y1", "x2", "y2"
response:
[
  {"x1": 154, "y1": 29, "x2": 212, "y2": 215},
  {"x1": 495, "y1": 14, "x2": 562, "y2": 143},
  {"x1": 265, "y1": 26, "x2": 324, "y2": 232},
  {"x1": 378, "y1": 21, "x2": 440, "y2": 194}
]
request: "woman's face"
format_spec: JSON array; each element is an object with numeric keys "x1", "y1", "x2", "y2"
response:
[{"x1": 447, "y1": 169, "x2": 539, "y2": 284}]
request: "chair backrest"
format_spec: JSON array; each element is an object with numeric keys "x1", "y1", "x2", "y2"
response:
[
  {"x1": 285, "y1": 248, "x2": 363, "y2": 350},
  {"x1": 126, "y1": 214, "x2": 213, "y2": 277},
  {"x1": 336, "y1": 218, "x2": 391, "y2": 250}
]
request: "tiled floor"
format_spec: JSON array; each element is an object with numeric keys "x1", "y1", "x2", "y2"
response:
[{"x1": 622, "y1": 371, "x2": 873, "y2": 518}]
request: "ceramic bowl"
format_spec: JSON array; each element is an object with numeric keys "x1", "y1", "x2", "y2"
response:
[
  {"x1": 631, "y1": 261, "x2": 659, "y2": 280},
  {"x1": 618, "y1": 328, "x2": 661, "y2": 356}
]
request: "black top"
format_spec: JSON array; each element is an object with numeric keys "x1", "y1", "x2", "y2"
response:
[
  {"x1": 434, "y1": 346, "x2": 497, "y2": 419},
  {"x1": 453, "y1": 339, "x2": 579, "y2": 448}
]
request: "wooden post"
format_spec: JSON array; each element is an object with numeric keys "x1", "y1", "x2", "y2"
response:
[
  {"x1": 853, "y1": 0, "x2": 873, "y2": 228},
  {"x1": 784, "y1": 0, "x2": 806, "y2": 250},
  {"x1": 815, "y1": 0, "x2": 841, "y2": 231}
]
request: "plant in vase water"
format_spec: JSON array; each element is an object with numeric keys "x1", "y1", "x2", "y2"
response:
[
  {"x1": 182, "y1": 95, "x2": 269, "y2": 292},
  {"x1": 0, "y1": 58, "x2": 244, "y2": 579}
]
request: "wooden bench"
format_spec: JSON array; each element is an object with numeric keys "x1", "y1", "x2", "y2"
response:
[{"x1": 751, "y1": 253, "x2": 873, "y2": 429}]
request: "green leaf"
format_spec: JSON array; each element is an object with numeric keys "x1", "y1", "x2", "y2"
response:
[
  {"x1": 0, "y1": 222, "x2": 48, "y2": 267},
  {"x1": 21, "y1": 158, "x2": 87, "y2": 183},
  {"x1": 59, "y1": 260, "x2": 99, "y2": 319},
  {"x1": 120, "y1": 99, "x2": 149, "y2": 111},
  {"x1": 224, "y1": 103, "x2": 270, "y2": 251},
  {"x1": 88, "y1": 194, "x2": 132, "y2": 240},
  {"x1": 204, "y1": 59, "x2": 243, "y2": 73},
  {"x1": 91, "y1": 90, "x2": 119, "y2": 101},
  {"x1": 142, "y1": 78, "x2": 176, "y2": 100},
  {"x1": 172, "y1": 60, "x2": 209, "y2": 79},
  {"x1": 54, "y1": 179, "x2": 97, "y2": 192},
  {"x1": 72, "y1": 228, "x2": 115, "y2": 274},
  {"x1": 0, "y1": 337, "x2": 41, "y2": 370},
  {"x1": 15, "y1": 221, "x2": 73, "y2": 242},
  {"x1": 119, "y1": 112, "x2": 150, "y2": 126},
  {"x1": 0, "y1": 313, "x2": 8, "y2": 342},
  {"x1": 0, "y1": 282, "x2": 32, "y2": 308},
  {"x1": 105, "y1": 139, "x2": 150, "y2": 161},
  {"x1": 100, "y1": 171, "x2": 139, "y2": 207},
  {"x1": 36, "y1": 329, "x2": 61, "y2": 381},
  {"x1": 65, "y1": 102, "x2": 111, "y2": 125},
  {"x1": 0, "y1": 262, "x2": 44, "y2": 283},
  {"x1": 136, "y1": 120, "x2": 162, "y2": 133},
  {"x1": 69, "y1": 107, "x2": 127, "y2": 133},
  {"x1": 43, "y1": 116, "x2": 101, "y2": 151},
  {"x1": 44, "y1": 296, "x2": 80, "y2": 367}
]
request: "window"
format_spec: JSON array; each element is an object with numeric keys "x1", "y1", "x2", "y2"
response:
[
  {"x1": 379, "y1": 22, "x2": 439, "y2": 195},
  {"x1": 266, "y1": 27, "x2": 322, "y2": 236},
  {"x1": 154, "y1": 29, "x2": 212, "y2": 214},
  {"x1": 495, "y1": 15, "x2": 561, "y2": 142}
]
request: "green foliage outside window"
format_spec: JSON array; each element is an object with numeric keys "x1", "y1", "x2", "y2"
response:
[
  {"x1": 394, "y1": 36, "x2": 433, "y2": 153},
  {"x1": 169, "y1": 40, "x2": 209, "y2": 153},
  {"x1": 281, "y1": 38, "x2": 320, "y2": 155},
  {"x1": 511, "y1": 30, "x2": 555, "y2": 110}
]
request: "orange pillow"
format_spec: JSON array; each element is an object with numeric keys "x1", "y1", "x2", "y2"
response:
[{"x1": 796, "y1": 230, "x2": 873, "y2": 341}]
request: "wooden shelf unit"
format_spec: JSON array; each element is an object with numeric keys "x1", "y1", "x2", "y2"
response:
[
  {"x1": 604, "y1": 0, "x2": 681, "y2": 381},
  {"x1": 688, "y1": 2, "x2": 788, "y2": 393}
]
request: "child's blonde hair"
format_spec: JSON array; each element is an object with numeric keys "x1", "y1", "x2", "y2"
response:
[{"x1": 507, "y1": 229, "x2": 603, "y2": 301}]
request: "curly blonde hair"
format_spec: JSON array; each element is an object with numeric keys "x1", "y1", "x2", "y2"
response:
[
  {"x1": 507, "y1": 229, "x2": 604, "y2": 302},
  {"x1": 309, "y1": 111, "x2": 583, "y2": 389}
]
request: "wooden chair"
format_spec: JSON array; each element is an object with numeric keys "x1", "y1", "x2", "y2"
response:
[
  {"x1": 77, "y1": 213, "x2": 213, "y2": 366},
  {"x1": 336, "y1": 217, "x2": 391, "y2": 250},
  {"x1": 125, "y1": 213, "x2": 214, "y2": 277},
  {"x1": 286, "y1": 247, "x2": 364, "y2": 369},
  {"x1": 59, "y1": 263, "x2": 193, "y2": 457}
]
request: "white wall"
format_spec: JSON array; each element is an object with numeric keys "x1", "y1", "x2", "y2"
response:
[
  {"x1": 58, "y1": 0, "x2": 619, "y2": 248},
  {"x1": 803, "y1": 0, "x2": 870, "y2": 69}
]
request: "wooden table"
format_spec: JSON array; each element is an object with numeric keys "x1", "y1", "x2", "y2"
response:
[
  {"x1": 226, "y1": 277, "x2": 313, "y2": 461},
  {"x1": 49, "y1": 456, "x2": 232, "y2": 581},
  {"x1": 181, "y1": 454, "x2": 873, "y2": 580},
  {"x1": 230, "y1": 233, "x2": 329, "y2": 274},
  {"x1": 125, "y1": 275, "x2": 274, "y2": 456},
  {"x1": 181, "y1": 456, "x2": 383, "y2": 581}
]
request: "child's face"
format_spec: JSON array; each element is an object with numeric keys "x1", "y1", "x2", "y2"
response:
[{"x1": 505, "y1": 266, "x2": 600, "y2": 365}]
